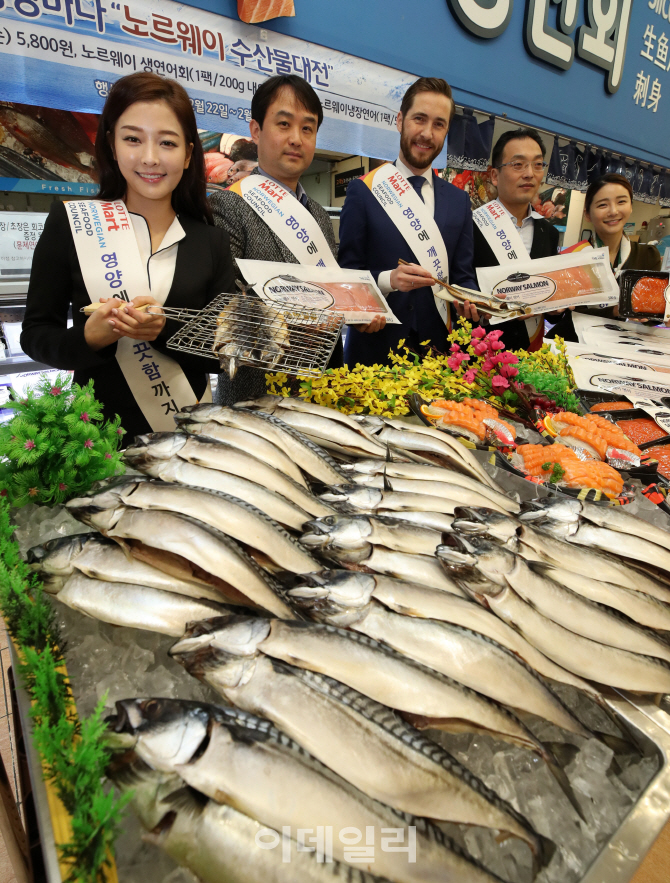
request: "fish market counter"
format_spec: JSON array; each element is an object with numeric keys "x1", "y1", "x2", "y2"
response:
[{"x1": 11, "y1": 395, "x2": 670, "y2": 883}]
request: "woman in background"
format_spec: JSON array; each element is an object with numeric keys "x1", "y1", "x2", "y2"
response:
[{"x1": 549, "y1": 173, "x2": 661, "y2": 341}]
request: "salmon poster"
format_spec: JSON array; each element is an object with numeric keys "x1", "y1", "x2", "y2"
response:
[
  {"x1": 0, "y1": 0, "x2": 424, "y2": 174},
  {"x1": 237, "y1": 0, "x2": 295, "y2": 24}
]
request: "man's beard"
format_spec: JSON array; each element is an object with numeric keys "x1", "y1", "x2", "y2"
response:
[{"x1": 399, "y1": 128, "x2": 444, "y2": 171}]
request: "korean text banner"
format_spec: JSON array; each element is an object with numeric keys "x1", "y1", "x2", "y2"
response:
[{"x1": 0, "y1": 0, "x2": 424, "y2": 163}]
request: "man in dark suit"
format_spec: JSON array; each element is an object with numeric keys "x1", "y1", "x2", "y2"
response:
[
  {"x1": 466, "y1": 128, "x2": 559, "y2": 352},
  {"x1": 338, "y1": 77, "x2": 477, "y2": 368},
  {"x1": 209, "y1": 74, "x2": 342, "y2": 403}
]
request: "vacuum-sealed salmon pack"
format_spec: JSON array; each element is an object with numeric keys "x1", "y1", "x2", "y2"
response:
[
  {"x1": 618, "y1": 269, "x2": 670, "y2": 322},
  {"x1": 477, "y1": 248, "x2": 619, "y2": 323}
]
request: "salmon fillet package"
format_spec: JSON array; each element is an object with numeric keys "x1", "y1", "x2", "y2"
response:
[
  {"x1": 477, "y1": 248, "x2": 619, "y2": 324},
  {"x1": 618, "y1": 269, "x2": 670, "y2": 322},
  {"x1": 235, "y1": 259, "x2": 401, "y2": 325}
]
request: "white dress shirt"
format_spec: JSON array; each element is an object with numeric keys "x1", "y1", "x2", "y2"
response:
[
  {"x1": 130, "y1": 212, "x2": 185, "y2": 305},
  {"x1": 377, "y1": 156, "x2": 436, "y2": 295},
  {"x1": 497, "y1": 201, "x2": 544, "y2": 256}
]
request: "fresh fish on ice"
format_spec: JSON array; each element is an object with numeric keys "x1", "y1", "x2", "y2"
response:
[
  {"x1": 109, "y1": 698, "x2": 507, "y2": 883},
  {"x1": 124, "y1": 432, "x2": 333, "y2": 518},
  {"x1": 301, "y1": 514, "x2": 444, "y2": 557},
  {"x1": 55, "y1": 573, "x2": 231, "y2": 636},
  {"x1": 176, "y1": 404, "x2": 349, "y2": 486},
  {"x1": 171, "y1": 630, "x2": 544, "y2": 850}
]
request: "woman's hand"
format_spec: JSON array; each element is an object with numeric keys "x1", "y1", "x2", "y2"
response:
[
  {"x1": 84, "y1": 297, "x2": 129, "y2": 350},
  {"x1": 108, "y1": 295, "x2": 166, "y2": 342}
]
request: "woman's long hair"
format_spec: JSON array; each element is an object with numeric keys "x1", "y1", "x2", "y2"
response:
[{"x1": 95, "y1": 72, "x2": 213, "y2": 225}]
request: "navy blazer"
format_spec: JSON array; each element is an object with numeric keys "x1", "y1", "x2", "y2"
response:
[{"x1": 339, "y1": 172, "x2": 477, "y2": 367}]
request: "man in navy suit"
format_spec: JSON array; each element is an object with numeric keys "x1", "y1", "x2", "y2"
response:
[{"x1": 339, "y1": 77, "x2": 477, "y2": 367}]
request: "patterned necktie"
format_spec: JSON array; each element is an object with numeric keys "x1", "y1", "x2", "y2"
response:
[{"x1": 407, "y1": 175, "x2": 425, "y2": 203}]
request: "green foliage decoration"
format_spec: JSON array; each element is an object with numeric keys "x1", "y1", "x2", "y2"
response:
[
  {"x1": 0, "y1": 501, "x2": 131, "y2": 881},
  {"x1": 0, "y1": 373, "x2": 125, "y2": 508}
]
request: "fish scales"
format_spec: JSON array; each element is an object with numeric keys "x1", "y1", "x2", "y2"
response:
[
  {"x1": 178, "y1": 405, "x2": 348, "y2": 485},
  {"x1": 536, "y1": 564, "x2": 670, "y2": 631},
  {"x1": 477, "y1": 583, "x2": 670, "y2": 693},
  {"x1": 106, "y1": 508, "x2": 293, "y2": 618},
  {"x1": 178, "y1": 646, "x2": 539, "y2": 847},
  {"x1": 180, "y1": 420, "x2": 308, "y2": 486},
  {"x1": 362, "y1": 547, "x2": 466, "y2": 595},
  {"x1": 262, "y1": 408, "x2": 388, "y2": 457},
  {"x1": 247, "y1": 395, "x2": 384, "y2": 444},
  {"x1": 128, "y1": 456, "x2": 310, "y2": 530},
  {"x1": 351, "y1": 476, "x2": 510, "y2": 514},
  {"x1": 27, "y1": 533, "x2": 223, "y2": 602},
  {"x1": 118, "y1": 479, "x2": 322, "y2": 574},
  {"x1": 55, "y1": 573, "x2": 230, "y2": 636},
  {"x1": 115, "y1": 698, "x2": 505, "y2": 883},
  {"x1": 506, "y1": 557, "x2": 670, "y2": 663},
  {"x1": 517, "y1": 524, "x2": 670, "y2": 603}
]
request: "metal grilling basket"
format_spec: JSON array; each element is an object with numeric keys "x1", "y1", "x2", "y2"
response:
[{"x1": 154, "y1": 291, "x2": 344, "y2": 379}]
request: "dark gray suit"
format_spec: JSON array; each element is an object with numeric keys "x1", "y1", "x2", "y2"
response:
[{"x1": 209, "y1": 169, "x2": 340, "y2": 404}]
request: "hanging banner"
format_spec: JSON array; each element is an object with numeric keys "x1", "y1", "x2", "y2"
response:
[{"x1": 0, "y1": 0, "x2": 428, "y2": 165}]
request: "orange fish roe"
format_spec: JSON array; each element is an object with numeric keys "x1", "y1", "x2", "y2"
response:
[
  {"x1": 631, "y1": 277, "x2": 668, "y2": 314},
  {"x1": 584, "y1": 414, "x2": 641, "y2": 455},
  {"x1": 615, "y1": 417, "x2": 668, "y2": 446},
  {"x1": 645, "y1": 445, "x2": 670, "y2": 479},
  {"x1": 590, "y1": 401, "x2": 633, "y2": 412}
]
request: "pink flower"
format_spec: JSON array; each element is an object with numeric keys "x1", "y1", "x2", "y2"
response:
[
  {"x1": 471, "y1": 326, "x2": 486, "y2": 339},
  {"x1": 80, "y1": 412, "x2": 90, "y2": 422},
  {"x1": 447, "y1": 356, "x2": 461, "y2": 371},
  {"x1": 24, "y1": 439, "x2": 35, "y2": 451},
  {"x1": 473, "y1": 341, "x2": 488, "y2": 355},
  {"x1": 105, "y1": 453, "x2": 112, "y2": 459},
  {"x1": 490, "y1": 340, "x2": 504, "y2": 351},
  {"x1": 50, "y1": 387, "x2": 62, "y2": 396},
  {"x1": 117, "y1": 428, "x2": 124, "y2": 435},
  {"x1": 491, "y1": 375, "x2": 510, "y2": 390},
  {"x1": 481, "y1": 358, "x2": 495, "y2": 372},
  {"x1": 486, "y1": 329, "x2": 504, "y2": 341},
  {"x1": 58, "y1": 483, "x2": 67, "y2": 491},
  {"x1": 489, "y1": 354, "x2": 503, "y2": 365},
  {"x1": 500, "y1": 364, "x2": 519, "y2": 379},
  {"x1": 500, "y1": 352, "x2": 519, "y2": 364},
  {"x1": 450, "y1": 343, "x2": 461, "y2": 353},
  {"x1": 463, "y1": 368, "x2": 477, "y2": 384},
  {"x1": 84, "y1": 439, "x2": 93, "y2": 449}
]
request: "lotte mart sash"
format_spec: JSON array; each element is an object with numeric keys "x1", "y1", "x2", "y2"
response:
[
  {"x1": 472, "y1": 200, "x2": 543, "y2": 351},
  {"x1": 362, "y1": 163, "x2": 451, "y2": 329},
  {"x1": 228, "y1": 175, "x2": 338, "y2": 267},
  {"x1": 64, "y1": 200, "x2": 206, "y2": 432}
]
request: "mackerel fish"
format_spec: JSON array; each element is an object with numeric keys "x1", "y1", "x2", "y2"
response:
[
  {"x1": 350, "y1": 476, "x2": 510, "y2": 514},
  {"x1": 123, "y1": 454, "x2": 310, "y2": 530},
  {"x1": 68, "y1": 478, "x2": 321, "y2": 575},
  {"x1": 321, "y1": 484, "x2": 466, "y2": 517},
  {"x1": 301, "y1": 514, "x2": 444, "y2": 559},
  {"x1": 520, "y1": 496, "x2": 670, "y2": 555},
  {"x1": 124, "y1": 432, "x2": 333, "y2": 518},
  {"x1": 68, "y1": 505, "x2": 293, "y2": 618},
  {"x1": 172, "y1": 616, "x2": 585, "y2": 754},
  {"x1": 290, "y1": 570, "x2": 601, "y2": 698},
  {"x1": 176, "y1": 404, "x2": 349, "y2": 485},
  {"x1": 285, "y1": 579, "x2": 589, "y2": 738},
  {"x1": 443, "y1": 537, "x2": 670, "y2": 693},
  {"x1": 532, "y1": 564, "x2": 670, "y2": 632},
  {"x1": 109, "y1": 698, "x2": 507, "y2": 883},
  {"x1": 179, "y1": 420, "x2": 307, "y2": 486},
  {"x1": 27, "y1": 533, "x2": 223, "y2": 602},
  {"x1": 348, "y1": 464, "x2": 518, "y2": 513},
  {"x1": 55, "y1": 573, "x2": 231, "y2": 635},
  {"x1": 111, "y1": 759, "x2": 398, "y2": 883},
  {"x1": 170, "y1": 626, "x2": 542, "y2": 851}
]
